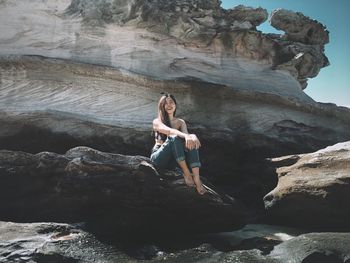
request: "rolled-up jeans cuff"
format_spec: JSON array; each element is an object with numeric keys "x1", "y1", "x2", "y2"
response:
[
  {"x1": 176, "y1": 156, "x2": 185, "y2": 163},
  {"x1": 190, "y1": 162, "x2": 201, "y2": 168}
]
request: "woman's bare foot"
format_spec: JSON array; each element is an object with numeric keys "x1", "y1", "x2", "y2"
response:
[
  {"x1": 192, "y1": 174, "x2": 207, "y2": 195},
  {"x1": 183, "y1": 173, "x2": 195, "y2": 187}
]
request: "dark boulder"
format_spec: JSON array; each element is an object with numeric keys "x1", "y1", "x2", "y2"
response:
[{"x1": 0, "y1": 146, "x2": 247, "y2": 238}]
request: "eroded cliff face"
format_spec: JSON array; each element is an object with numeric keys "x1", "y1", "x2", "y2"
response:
[
  {"x1": 66, "y1": 0, "x2": 268, "y2": 35},
  {"x1": 0, "y1": 0, "x2": 349, "y2": 209},
  {"x1": 0, "y1": 0, "x2": 328, "y2": 92},
  {"x1": 65, "y1": 0, "x2": 329, "y2": 89}
]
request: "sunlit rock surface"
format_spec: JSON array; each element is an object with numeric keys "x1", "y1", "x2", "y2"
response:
[
  {"x1": 264, "y1": 141, "x2": 350, "y2": 230},
  {"x1": 0, "y1": 0, "x2": 328, "y2": 91}
]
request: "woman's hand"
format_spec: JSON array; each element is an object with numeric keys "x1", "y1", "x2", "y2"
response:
[
  {"x1": 185, "y1": 134, "x2": 201, "y2": 150},
  {"x1": 190, "y1": 134, "x2": 201, "y2": 149}
]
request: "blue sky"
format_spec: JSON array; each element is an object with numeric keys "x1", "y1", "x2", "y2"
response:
[{"x1": 221, "y1": 0, "x2": 350, "y2": 108}]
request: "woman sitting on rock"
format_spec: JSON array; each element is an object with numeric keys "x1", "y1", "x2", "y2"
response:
[{"x1": 151, "y1": 93, "x2": 207, "y2": 195}]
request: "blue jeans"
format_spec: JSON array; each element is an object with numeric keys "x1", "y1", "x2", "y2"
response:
[{"x1": 150, "y1": 136, "x2": 201, "y2": 169}]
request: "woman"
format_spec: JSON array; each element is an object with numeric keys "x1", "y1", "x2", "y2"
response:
[{"x1": 150, "y1": 93, "x2": 207, "y2": 195}]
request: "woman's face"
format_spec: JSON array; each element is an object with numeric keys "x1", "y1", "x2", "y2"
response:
[{"x1": 164, "y1": 97, "x2": 176, "y2": 115}]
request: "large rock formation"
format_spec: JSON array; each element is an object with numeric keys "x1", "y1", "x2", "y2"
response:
[
  {"x1": 0, "y1": 0, "x2": 328, "y2": 91},
  {"x1": 1, "y1": 1, "x2": 349, "y2": 260},
  {"x1": 264, "y1": 141, "x2": 350, "y2": 230},
  {"x1": 0, "y1": 146, "x2": 247, "y2": 237},
  {"x1": 1, "y1": 55, "x2": 349, "y2": 211},
  {"x1": 0, "y1": 0, "x2": 349, "y2": 218}
]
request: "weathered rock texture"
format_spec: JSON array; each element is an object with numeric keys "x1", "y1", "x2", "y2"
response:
[
  {"x1": 268, "y1": 233, "x2": 350, "y2": 263},
  {"x1": 0, "y1": 0, "x2": 328, "y2": 90},
  {"x1": 159, "y1": 232, "x2": 350, "y2": 263},
  {"x1": 0, "y1": 146, "x2": 247, "y2": 237},
  {"x1": 264, "y1": 141, "x2": 350, "y2": 230},
  {"x1": 2, "y1": 221, "x2": 350, "y2": 263},
  {"x1": 67, "y1": 1, "x2": 268, "y2": 34},
  {"x1": 271, "y1": 9, "x2": 329, "y2": 45},
  {"x1": 0, "y1": 221, "x2": 133, "y2": 262},
  {"x1": 270, "y1": 8, "x2": 330, "y2": 89}
]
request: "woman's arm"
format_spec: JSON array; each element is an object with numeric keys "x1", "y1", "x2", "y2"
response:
[
  {"x1": 153, "y1": 118, "x2": 201, "y2": 149},
  {"x1": 153, "y1": 118, "x2": 188, "y2": 138}
]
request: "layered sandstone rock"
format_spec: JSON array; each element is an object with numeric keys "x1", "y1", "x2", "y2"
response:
[
  {"x1": 264, "y1": 141, "x2": 350, "y2": 230},
  {"x1": 1, "y1": 55, "x2": 350, "y2": 211},
  {"x1": 0, "y1": 146, "x2": 247, "y2": 237}
]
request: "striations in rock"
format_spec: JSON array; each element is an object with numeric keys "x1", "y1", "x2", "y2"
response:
[{"x1": 0, "y1": 54, "x2": 350, "y2": 211}]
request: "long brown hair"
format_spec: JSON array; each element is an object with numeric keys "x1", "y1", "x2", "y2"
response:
[{"x1": 158, "y1": 93, "x2": 177, "y2": 127}]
